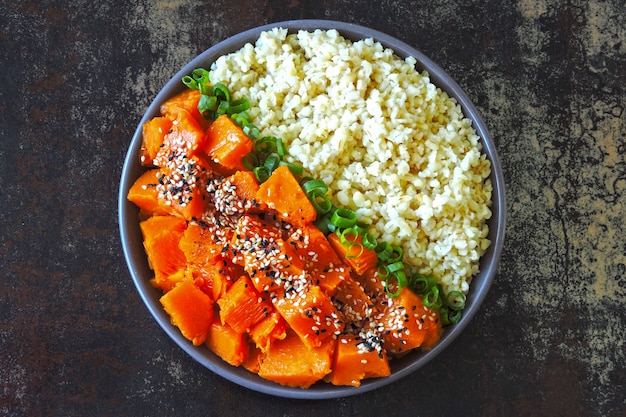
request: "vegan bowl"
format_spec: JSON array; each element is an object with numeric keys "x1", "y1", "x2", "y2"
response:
[{"x1": 118, "y1": 20, "x2": 506, "y2": 399}]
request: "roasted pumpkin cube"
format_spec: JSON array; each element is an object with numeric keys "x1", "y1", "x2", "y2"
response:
[
  {"x1": 160, "y1": 280, "x2": 214, "y2": 346},
  {"x1": 255, "y1": 165, "x2": 317, "y2": 227},
  {"x1": 140, "y1": 215, "x2": 187, "y2": 285},
  {"x1": 206, "y1": 319, "x2": 249, "y2": 367},
  {"x1": 217, "y1": 275, "x2": 274, "y2": 334},
  {"x1": 273, "y1": 285, "x2": 344, "y2": 348},
  {"x1": 257, "y1": 334, "x2": 334, "y2": 388},
  {"x1": 328, "y1": 333, "x2": 390, "y2": 387},
  {"x1": 379, "y1": 287, "x2": 442, "y2": 354}
]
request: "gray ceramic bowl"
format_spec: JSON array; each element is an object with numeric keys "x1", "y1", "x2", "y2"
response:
[{"x1": 119, "y1": 20, "x2": 506, "y2": 399}]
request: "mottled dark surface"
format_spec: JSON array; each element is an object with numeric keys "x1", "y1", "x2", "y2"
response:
[{"x1": 1, "y1": 0, "x2": 625, "y2": 416}]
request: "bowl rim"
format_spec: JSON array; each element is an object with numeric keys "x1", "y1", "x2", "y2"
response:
[{"x1": 118, "y1": 19, "x2": 506, "y2": 400}]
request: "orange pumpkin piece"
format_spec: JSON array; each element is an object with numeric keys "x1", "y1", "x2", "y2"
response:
[
  {"x1": 257, "y1": 333, "x2": 334, "y2": 388},
  {"x1": 379, "y1": 287, "x2": 442, "y2": 355},
  {"x1": 160, "y1": 88, "x2": 208, "y2": 128},
  {"x1": 328, "y1": 333, "x2": 391, "y2": 387},
  {"x1": 332, "y1": 276, "x2": 375, "y2": 325},
  {"x1": 153, "y1": 109, "x2": 207, "y2": 168},
  {"x1": 203, "y1": 114, "x2": 253, "y2": 172},
  {"x1": 217, "y1": 275, "x2": 274, "y2": 334},
  {"x1": 218, "y1": 170, "x2": 266, "y2": 213},
  {"x1": 128, "y1": 154, "x2": 211, "y2": 221},
  {"x1": 273, "y1": 285, "x2": 344, "y2": 348},
  {"x1": 178, "y1": 222, "x2": 225, "y2": 266},
  {"x1": 160, "y1": 280, "x2": 214, "y2": 346},
  {"x1": 355, "y1": 267, "x2": 386, "y2": 299},
  {"x1": 186, "y1": 262, "x2": 231, "y2": 301},
  {"x1": 327, "y1": 232, "x2": 379, "y2": 276},
  {"x1": 255, "y1": 165, "x2": 317, "y2": 227},
  {"x1": 177, "y1": 221, "x2": 237, "y2": 299},
  {"x1": 127, "y1": 169, "x2": 172, "y2": 217},
  {"x1": 248, "y1": 310, "x2": 288, "y2": 353},
  {"x1": 226, "y1": 170, "x2": 260, "y2": 202},
  {"x1": 141, "y1": 117, "x2": 173, "y2": 166},
  {"x1": 242, "y1": 346, "x2": 264, "y2": 374},
  {"x1": 230, "y1": 214, "x2": 305, "y2": 293},
  {"x1": 140, "y1": 215, "x2": 187, "y2": 286},
  {"x1": 287, "y1": 224, "x2": 348, "y2": 294},
  {"x1": 206, "y1": 319, "x2": 249, "y2": 366},
  {"x1": 151, "y1": 268, "x2": 189, "y2": 293}
]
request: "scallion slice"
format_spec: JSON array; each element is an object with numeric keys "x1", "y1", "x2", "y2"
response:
[
  {"x1": 279, "y1": 161, "x2": 304, "y2": 177},
  {"x1": 227, "y1": 98, "x2": 250, "y2": 116},
  {"x1": 331, "y1": 207, "x2": 357, "y2": 229},
  {"x1": 253, "y1": 166, "x2": 271, "y2": 183},
  {"x1": 362, "y1": 232, "x2": 377, "y2": 250},
  {"x1": 446, "y1": 291, "x2": 466, "y2": 311},
  {"x1": 375, "y1": 241, "x2": 393, "y2": 262}
]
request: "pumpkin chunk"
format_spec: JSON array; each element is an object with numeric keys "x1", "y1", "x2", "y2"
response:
[
  {"x1": 217, "y1": 275, "x2": 274, "y2": 334},
  {"x1": 257, "y1": 334, "x2": 334, "y2": 388},
  {"x1": 206, "y1": 319, "x2": 248, "y2": 366},
  {"x1": 140, "y1": 117, "x2": 173, "y2": 166},
  {"x1": 328, "y1": 232, "x2": 379, "y2": 276},
  {"x1": 379, "y1": 287, "x2": 442, "y2": 354},
  {"x1": 160, "y1": 88, "x2": 208, "y2": 128},
  {"x1": 248, "y1": 310, "x2": 288, "y2": 353},
  {"x1": 273, "y1": 285, "x2": 344, "y2": 348},
  {"x1": 328, "y1": 333, "x2": 390, "y2": 387},
  {"x1": 255, "y1": 165, "x2": 317, "y2": 227},
  {"x1": 287, "y1": 224, "x2": 348, "y2": 294},
  {"x1": 154, "y1": 109, "x2": 207, "y2": 167},
  {"x1": 127, "y1": 169, "x2": 172, "y2": 218},
  {"x1": 203, "y1": 114, "x2": 253, "y2": 172},
  {"x1": 160, "y1": 281, "x2": 214, "y2": 346},
  {"x1": 140, "y1": 215, "x2": 187, "y2": 287}
]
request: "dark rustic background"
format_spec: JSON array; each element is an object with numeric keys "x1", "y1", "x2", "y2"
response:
[{"x1": 1, "y1": 1, "x2": 625, "y2": 416}]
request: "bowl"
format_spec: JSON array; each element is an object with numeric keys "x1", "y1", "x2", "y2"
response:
[{"x1": 118, "y1": 19, "x2": 506, "y2": 399}]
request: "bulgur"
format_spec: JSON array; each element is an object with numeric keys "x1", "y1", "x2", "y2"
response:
[{"x1": 210, "y1": 28, "x2": 492, "y2": 295}]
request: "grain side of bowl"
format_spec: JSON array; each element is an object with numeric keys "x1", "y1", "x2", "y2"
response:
[{"x1": 210, "y1": 28, "x2": 493, "y2": 295}]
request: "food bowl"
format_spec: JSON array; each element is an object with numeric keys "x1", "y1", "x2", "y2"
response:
[{"x1": 118, "y1": 19, "x2": 506, "y2": 399}]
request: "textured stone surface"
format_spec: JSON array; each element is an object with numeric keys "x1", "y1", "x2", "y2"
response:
[{"x1": 1, "y1": 1, "x2": 624, "y2": 416}]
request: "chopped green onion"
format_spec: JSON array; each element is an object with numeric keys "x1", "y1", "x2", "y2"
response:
[
  {"x1": 192, "y1": 68, "x2": 210, "y2": 84},
  {"x1": 362, "y1": 232, "x2": 377, "y2": 250},
  {"x1": 212, "y1": 83, "x2": 231, "y2": 102},
  {"x1": 253, "y1": 166, "x2": 271, "y2": 183},
  {"x1": 241, "y1": 153, "x2": 259, "y2": 171},
  {"x1": 227, "y1": 98, "x2": 250, "y2": 115},
  {"x1": 279, "y1": 161, "x2": 304, "y2": 177},
  {"x1": 331, "y1": 207, "x2": 358, "y2": 229},
  {"x1": 217, "y1": 100, "x2": 230, "y2": 116},
  {"x1": 263, "y1": 154, "x2": 280, "y2": 172},
  {"x1": 339, "y1": 227, "x2": 359, "y2": 245},
  {"x1": 447, "y1": 308, "x2": 462, "y2": 324},
  {"x1": 230, "y1": 111, "x2": 252, "y2": 127},
  {"x1": 387, "y1": 261, "x2": 404, "y2": 274},
  {"x1": 394, "y1": 269, "x2": 408, "y2": 288},
  {"x1": 243, "y1": 124, "x2": 259, "y2": 140},
  {"x1": 198, "y1": 95, "x2": 217, "y2": 115},
  {"x1": 389, "y1": 245, "x2": 403, "y2": 262},
  {"x1": 255, "y1": 136, "x2": 281, "y2": 154},
  {"x1": 182, "y1": 75, "x2": 198, "y2": 89},
  {"x1": 409, "y1": 273, "x2": 430, "y2": 294},
  {"x1": 308, "y1": 189, "x2": 333, "y2": 215},
  {"x1": 446, "y1": 291, "x2": 466, "y2": 311},
  {"x1": 375, "y1": 241, "x2": 393, "y2": 262},
  {"x1": 423, "y1": 285, "x2": 442, "y2": 310},
  {"x1": 302, "y1": 179, "x2": 328, "y2": 194},
  {"x1": 182, "y1": 68, "x2": 210, "y2": 90},
  {"x1": 314, "y1": 215, "x2": 334, "y2": 234}
]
